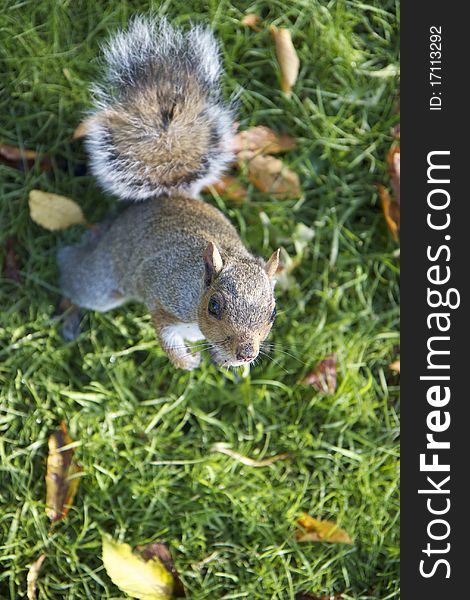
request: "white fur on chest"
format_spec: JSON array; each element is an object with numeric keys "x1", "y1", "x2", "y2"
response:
[{"x1": 161, "y1": 322, "x2": 205, "y2": 348}]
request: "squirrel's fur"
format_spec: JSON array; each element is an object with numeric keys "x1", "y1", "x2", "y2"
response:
[
  {"x1": 59, "y1": 17, "x2": 279, "y2": 370},
  {"x1": 86, "y1": 16, "x2": 234, "y2": 200}
]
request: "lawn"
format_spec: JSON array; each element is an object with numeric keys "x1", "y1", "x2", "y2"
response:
[{"x1": 0, "y1": 1, "x2": 400, "y2": 598}]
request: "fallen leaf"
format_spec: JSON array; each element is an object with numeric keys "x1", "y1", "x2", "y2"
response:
[
  {"x1": 301, "y1": 353, "x2": 337, "y2": 394},
  {"x1": 136, "y1": 543, "x2": 185, "y2": 598},
  {"x1": 269, "y1": 26, "x2": 300, "y2": 96},
  {"x1": 102, "y1": 536, "x2": 174, "y2": 600},
  {"x1": 29, "y1": 190, "x2": 86, "y2": 231},
  {"x1": 46, "y1": 421, "x2": 81, "y2": 523},
  {"x1": 73, "y1": 117, "x2": 96, "y2": 140},
  {"x1": 206, "y1": 175, "x2": 248, "y2": 204},
  {"x1": 246, "y1": 154, "x2": 301, "y2": 199},
  {"x1": 3, "y1": 238, "x2": 21, "y2": 283},
  {"x1": 296, "y1": 513, "x2": 353, "y2": 544},
  {"x1": 233, "y1": 126, "x2": 296, "y2": 158},
  {"x1": 211, "y1": 443, "x2": 290, "y2": 467},
  {"x1": 387, "y1": 144, "x2": 400, "y2": 205},
  {"x1": 241, "y1": 14, "x2": 261, "y2": 32},
  {"x1": 389, "y1": 360, "x2": 400, "y2": 374},
  {"x1": 27, "y1": 554, "x2": 46, "y2": 600},
  {"x1": 0, "y1": 143, "x2": 52, "y2": 171},
  {"x1": 0, "y1": 143, "x2": 37, "y2": 161},
  {"x1": 377, "y1": 184, "x2": 400, "y2": 241}
]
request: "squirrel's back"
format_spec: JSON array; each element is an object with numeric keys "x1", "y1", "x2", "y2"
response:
[{"x1": 85, "y1": 16, "x2": 234, "y2": 200}]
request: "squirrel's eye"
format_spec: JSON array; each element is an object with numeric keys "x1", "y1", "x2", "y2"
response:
[
  {"x1": 208, "y1": 297, "x2": 222, "y2": 319},
  {"x1": 270, "y1": 306, "x2": 277, "y2": 323}
]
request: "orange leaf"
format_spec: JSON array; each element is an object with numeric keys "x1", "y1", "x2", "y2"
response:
[
  {"x1": 296, "y1": 513, "x2": 353, "y2": 544},
  {"x1": 377, "y1": 184, "x2": 400, "y2": 240},
  {"x1": 387, "y1": 144, "x2": 400, "y2": 205}
]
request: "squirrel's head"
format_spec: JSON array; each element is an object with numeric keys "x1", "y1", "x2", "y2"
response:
[{"x1": 197, "y1": 242, "x2": 279, "y2": 367}]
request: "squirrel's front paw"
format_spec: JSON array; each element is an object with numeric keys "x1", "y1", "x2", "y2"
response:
[{"x1": 168, "y1": 348, "x2": 201, "y2": 371}]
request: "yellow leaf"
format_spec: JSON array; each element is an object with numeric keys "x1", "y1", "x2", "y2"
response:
[
  {"x1": 246, "y1": 154, "x2": 301, "y2": 199},
  {"x1": 269, "y1": 26, "x2": 300, "y2": 96},
  {"x1": 389, "y1": 360, "x2": 400, "y2": 374},
  {"x1": 102, "y1": 536, "x2": 174, "y2": 600},
  {"x1": 29, "y1": 190, "x2": 86, "y2": 231},
  {"x1": 296, "y1": 513, "x2": 353, "y2": 544}
]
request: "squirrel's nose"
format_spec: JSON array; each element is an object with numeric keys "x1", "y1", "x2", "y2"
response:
[{"x1": 236, "y1": 344, "x2": 256, "y2": 362}]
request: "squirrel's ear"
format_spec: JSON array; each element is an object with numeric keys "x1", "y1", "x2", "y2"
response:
[
  {"x1": 264, "y1": 249, "x2": 280, "y2": 279},
  {"x1": 203, "y1": 242, "x2": 223, "y2": 286}
]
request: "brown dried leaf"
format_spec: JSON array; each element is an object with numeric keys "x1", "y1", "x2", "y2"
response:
[
  {"x1": 73, "y1": 117, "x2": 96, "y2": 140},
  {"x1": 389, "y1": 360, "x2": 400, "y2": 374},
  {"x1": 241, "y1": 14, "x2": 261, "y2": 32},
  {"x1": 296, "y1": 513, "x2": 353, "y2": 544},
  {"x1": 387, "y1": 144, "x2": 400, "y2": 205},
  {"x1": 0, "y1": 143, "x2": 37, "y2": 161},
  {"x1": 377, "y1": 184, "x2": 400, "y2": 241},
  {"x1": 269, "y1": 26, "x2": 300, "y2": 96},
  {"x1": 136, "y1": 543, "x2": 185, "y2": 597},
  {"x1": 29, "y1": 190, "x2": 86, "y2": 231},
  {"x1": 233, "y1": 126, "x2": 296, "y2": 158},
  {"x1": 246, "y1": 154, "x2": 301, "y2": 199},
  {"x1": 0, "y1": 143, "x2": 52, "y2": 172},
  {"x1": 301, "y1": 353, "x2": 337, "y2": 394},
  {"x1": 3, "y1": 238, "x2": 21, "y2": 283},
  {"x1": 207, "y1": 175, "x2": 248, "y2": 204},
  {"x1": 27, "y1": 554, "x2": 46, "y2": 600},
  {"x1": 46, "y1": 421, "x2": 81, "y2": 523}
]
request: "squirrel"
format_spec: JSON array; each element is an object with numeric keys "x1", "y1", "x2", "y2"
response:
[{"x1": 58, "y1": 16, "x2": 280, "y2": 371}]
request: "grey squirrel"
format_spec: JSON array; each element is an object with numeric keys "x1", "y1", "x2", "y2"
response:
[{"x1": 59, "y1": 16, "x2": 280, "y2": 370}]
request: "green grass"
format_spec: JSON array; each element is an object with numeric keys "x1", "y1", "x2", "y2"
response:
[{"x1": 0, "y1": 0, "x2": 400, "y2": 598}]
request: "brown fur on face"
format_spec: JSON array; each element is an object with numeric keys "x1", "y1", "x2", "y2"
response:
[{"x1": 197, "y1": 245, "x2": 277, "y2": 367}]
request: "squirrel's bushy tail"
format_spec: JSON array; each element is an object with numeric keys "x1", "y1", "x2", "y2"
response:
[{"x1": 86, "y1": 16, "x2": 235, "y2": 200}]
